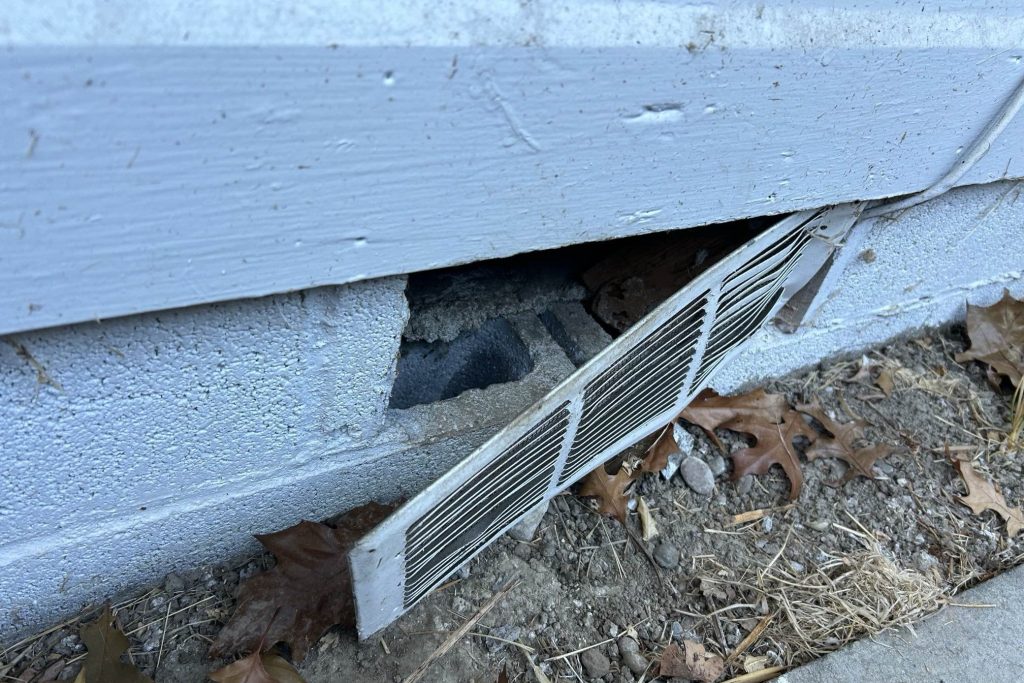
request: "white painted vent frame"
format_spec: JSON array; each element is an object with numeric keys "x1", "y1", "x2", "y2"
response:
[{"x1": 350, "y1": 203, "x2": 863, "y2": 637}]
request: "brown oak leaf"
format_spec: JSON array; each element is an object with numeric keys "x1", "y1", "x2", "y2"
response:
[
  {"x1": 578, "y1": 465, "x2": 634, "y2": 524},
  {"x1": 955, "y1": 289, "x2": 1024, "y2": 387},
  {"x1": 798, "y1": 403, "x2": 893, "y2": 484},
  {"x1": 682, "y1": 389, "x2": 816, "y2": 500},
  {"x1": 953, "y1": 458, "x2": 1024, "y2": 538},
  {"x1": 209, "y1": 652, "x2": 306, "y2": 683},
  {"x1": 659, "y1": 640, "x2": 724, "y2": 682},
  {"x1": 210, "y1": 502, "x2": 393, "y2": 662},
  {"x1": 641, "y1": 423, "x2": 679, "y2": 473},
  {"x1": 75, "y1": 605, "x2": 153, "y2": 683}
]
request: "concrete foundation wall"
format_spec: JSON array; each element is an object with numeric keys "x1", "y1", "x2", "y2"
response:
[{"x1": 2, "y1": 179, "x2": 1023, "y2": 639}]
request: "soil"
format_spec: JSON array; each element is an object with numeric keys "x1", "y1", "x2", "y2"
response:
[{"x1": 3, "y1": 324, "x2": 1022, "y2": 683}]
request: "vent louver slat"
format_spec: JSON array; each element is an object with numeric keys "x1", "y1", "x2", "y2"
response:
[
  {"x1": 560, "y1": 295, "x2": 706, "y2": 484},
  {"x1": 403, "y1": 403, "x2": 570, "y2": 606},
  {"x1": 350, "y1": 203, "x2": 862, "y2": 637}
]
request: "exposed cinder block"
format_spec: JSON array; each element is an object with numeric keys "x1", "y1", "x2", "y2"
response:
[{"x1": 540, "y1": 301, "x2": 615, "y2": 367}]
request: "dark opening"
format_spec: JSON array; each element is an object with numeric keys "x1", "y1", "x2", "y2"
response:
[{"x1": 389, "y1": 318, "x2": 534, "y2": 409}]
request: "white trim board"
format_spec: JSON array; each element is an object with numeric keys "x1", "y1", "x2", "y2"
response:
[{"x1": 2, "y1": 43, "x2": 1023, "y2": 334}]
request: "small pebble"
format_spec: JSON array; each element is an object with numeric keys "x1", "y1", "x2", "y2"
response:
[
  {"x1": 706, "y1": 454, "x2": 727, "y2": 477},
  {"x1": 670, "y1": 621, "x2": 684, "y2": 642},
  {"x1": 681, "y1": 456, "x2": 715, "y2": 496},
  {"x1": 508, "y1": 502, "x2": 548, "y2": 542},
  {"x1": 653, "y1": 541, "x2": 681, "y2": 569},
  {"x1": 736, "y1": 475, "x2": 754, "y2": 495},
  {"x1": 762, "y1": 516, "x2": 774, "y2": 533},
  {"x1": 580, "y1": 648, "x2": 611, "y2": 679},
  {"x1": 163, "y1": 572, "x2": 186, "y2": 593},
  {"x1": 617, "y1": 637, "x2": 649, "y2": 675},
  {"x1": 808, "y1": 519, "x2": 830, "y2": 531}
]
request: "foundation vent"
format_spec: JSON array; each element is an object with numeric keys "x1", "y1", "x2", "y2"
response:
[{"x1": 350, "y1": 203, "x2": 862, "y2": 637}]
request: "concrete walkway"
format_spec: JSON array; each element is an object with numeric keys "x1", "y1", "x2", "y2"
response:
[{"x1": 779, "y1": 564, "x2": 1024, "y2": 683}]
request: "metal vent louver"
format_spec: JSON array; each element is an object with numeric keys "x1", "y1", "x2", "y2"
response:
[{"x1": 350, "y1": 203, "x2": 862, "y2": 637}]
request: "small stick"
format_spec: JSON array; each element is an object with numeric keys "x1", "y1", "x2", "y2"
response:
[
  {"x1": 544, "y1": 637, "x2": 616, "y2": 663},
  {"x1": 471, "y1": 632, "x2": 535, "y2": 653},
  {"x1": 403, "y1": 581, "x2": 518, "y2": 683},
  {"x1": 154, "y1": 600, "x2": 172, "y2": 671},
  {"x1": 728, "y1": 505, "x2": 795, "y2": 527},
  {"x1": 725, "y1": 613, "x2": 773, "y2": 664},
  {"x1": 720, "y1": 665, "x2": 787, "y2": 683}
]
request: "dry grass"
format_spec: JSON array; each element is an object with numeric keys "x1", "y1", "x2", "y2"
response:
[
  {"x1": 1008, "y1": 381, "x2": 1024, "y2": 451},
  {"x1": 692, "y1": 524, "x2": 948, "y2": 668}
]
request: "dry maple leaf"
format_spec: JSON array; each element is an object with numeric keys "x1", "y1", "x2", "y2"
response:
[
  {"x1": 73, "y1": 606, "x2": 153, "y2": 683},
  {"x1": 578, "y1": 465, "x2": 634, "y2": 524},
  {"x1": 209, "y1": 652, "x2": 306, "y2": 683},
  {"x1": 681, "y1": 389, "x2": 815, "y2": 500},
  {"x1": 955, "y1": 289, "x2": 1024, "y2": 387},
  {"x1": 210, "y1": 502, "x2": 393, "y2": 661},
  {"x1": 641, "y1": 423, "x2": 679, "y2": 473},
  {"x1": 798, "y1": 403, "x2": 893, "y2": 485},
  {"x1": 953, "y1": 458, "x2": 1024, "y2": 538},
  {"x1": 659, "y1": 640, "x2": 724, "y2": 682}
]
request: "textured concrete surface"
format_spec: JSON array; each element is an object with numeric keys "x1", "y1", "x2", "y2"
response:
[
  {"x1": 0, "y1": 278, "x2": 410, "y2": 636},
  {"x1": 780, "y1": 564, "x2": 1024, "y2": 683},
  {"x1": 2, "y1": 179, "x2": 1023, "y2": 641},
  {"x1": 0, "y1": 301, "x2": 580, "y2": 639}
]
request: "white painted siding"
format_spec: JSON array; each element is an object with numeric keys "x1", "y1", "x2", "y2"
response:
[{"x1": 2, "y1": 1, "x2": 1023, "y2": 333}]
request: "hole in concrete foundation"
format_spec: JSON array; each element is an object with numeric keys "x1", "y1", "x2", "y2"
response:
[{"x1": 389, "y1": 318, "x2": 534, "y2": 409}]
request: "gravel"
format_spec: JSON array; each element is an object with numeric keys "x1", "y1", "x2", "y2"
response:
[
  {"x1": 681, "y1": 456, "x2": 715, "y2": 495},
  {"x1": 653, "y1": 541, "x2": 681, "y2": 570},
  {"x1": 579, "y1": 648, "x2": 611, "y2": 679}
]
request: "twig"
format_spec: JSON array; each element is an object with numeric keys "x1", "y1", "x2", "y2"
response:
[
  {"x1": 725, "y1": 613, "x2": 774, "y2": 664},
  {"x1": 154, "y1": 600, "x2": 172, "y2": 671},
  {"x1": 721, "y1": 665, "x2": 787, "y2": 683},
  {"x1": 403, "y1": 580, "x2": 518, "y2": 683},
  {"x1": 471, "y1": 632, "x2": 535, "y2": 653},
  {"x1": 544, "y1": 637, "x2": 616, "y2": 663}
]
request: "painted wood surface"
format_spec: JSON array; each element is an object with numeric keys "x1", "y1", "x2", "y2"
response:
[{"x1": 2, "y1": 2, "x2": 1024, "y2": 333}]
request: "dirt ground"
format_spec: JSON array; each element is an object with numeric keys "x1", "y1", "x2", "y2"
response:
[{"x1": 3, "y1": 324, "x2": 1022, "y2": 683}]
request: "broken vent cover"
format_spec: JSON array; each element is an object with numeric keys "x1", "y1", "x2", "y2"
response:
[{"x1": 350, "y1": 204, "x2": 862, "y2": 637}]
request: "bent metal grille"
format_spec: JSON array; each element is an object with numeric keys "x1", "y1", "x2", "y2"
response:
[{"x1": 349, "y1": 203, "x2": 863, "y2": 637}]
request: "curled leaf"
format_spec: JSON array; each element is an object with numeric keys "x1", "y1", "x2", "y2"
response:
[
  {"x1": 578, "y1": 466, "x2": 634, "y2": 524},
  {"x1": 955, "y1": 289, "x2": 1024, "y2": 387},
  {"x1": 953, "y1": 458, "x2": 1024, "y2": 538},
  {"x1": 209, "y1": 652, "x2": 307, "y2": 683},
  {"x1": 682, "y1": 389, "x2": 815, "y2": 500},
  {"x1": 78, "y1": 606, "x2": 153, "y2": 683}
]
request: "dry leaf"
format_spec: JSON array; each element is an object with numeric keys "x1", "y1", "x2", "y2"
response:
[
  {"x1": 496, "y1": 663, "x2": 509, "y2": 683},
  {"x1": 742, "y1": 654, "x2": 771, "y2": 673},
  {"x1": 637, "y1": 496, "x2": 659, "y2": 541},
  {"x1": 642, "y1": 423, "x2": 679, "y2": 473},
  {"x1": 209, "y1": 652, "x2": 306, "y2": 683},
  {"x1": 875, "y1": 368, "x2": 895, "y2": 397},
  {"x1": 953, "y1": 458, "x2": 1024, "y2": 538},
  {"x1": 798, "y1": 403, "x2": 893, "y2": 484},
  {"x1": 77, "y1": 606, "x2": 153, "y2": 683},
  {"x1": 210, "y1": 502, "x2": 393, "y2": 661},
  {"x1": 659, "y1": 640, "x2": 724, "y2": 682},
  {"x1": 578, "y1": 466, "x2": 634, "y2": 524},
  {"x1": 682, "y1": 389, "x2": 815, "y2": 500},
  {"x1": 955, "y1": 289, "x2": 1024, "y2": 387}
]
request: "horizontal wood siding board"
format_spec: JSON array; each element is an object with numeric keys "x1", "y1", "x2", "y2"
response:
[{"x1": 2, "y1": 45, "x2": 1023, "y2": 333}]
